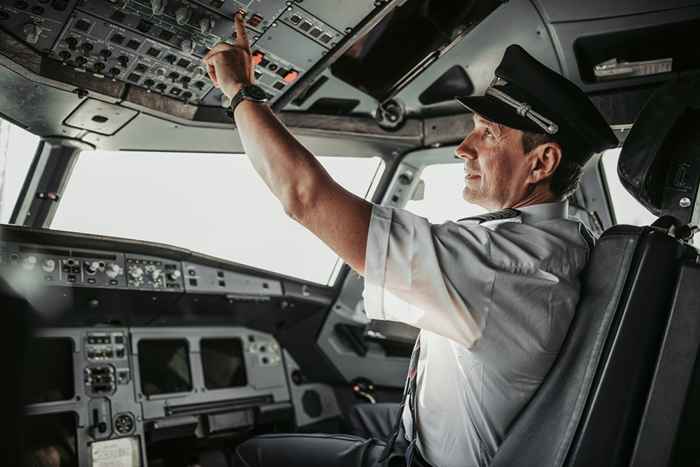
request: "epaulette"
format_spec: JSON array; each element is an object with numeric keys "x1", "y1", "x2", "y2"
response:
[{"x1": 458, "y1": 208, "x2": 521, "y2": 224}]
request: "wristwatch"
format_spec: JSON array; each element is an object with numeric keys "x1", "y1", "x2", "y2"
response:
[{"x1": 230, "y1": 84, "x2": 269, "y2": 113}]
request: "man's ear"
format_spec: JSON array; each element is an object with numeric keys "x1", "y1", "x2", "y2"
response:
[{"x1": 528, "y1": 142, "x2": 562, "y2": 185}]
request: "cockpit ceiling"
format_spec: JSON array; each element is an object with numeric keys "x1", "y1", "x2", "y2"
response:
[{"x1": 2, "y1": 0, "x2": 700, "y2": 153}]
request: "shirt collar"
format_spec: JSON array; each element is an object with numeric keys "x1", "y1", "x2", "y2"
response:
[{"x1": 516, "y1": 200, "x2": 569, "y2": 224}]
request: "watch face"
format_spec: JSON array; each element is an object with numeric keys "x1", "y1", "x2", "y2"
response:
[{"x1": 243, "y1": 85, "x2": 268, "y2": 102}]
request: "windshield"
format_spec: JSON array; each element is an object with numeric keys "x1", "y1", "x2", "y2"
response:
[
  {"x1": 51, "y1": 150, "x2": 384, "y2": 285},
  {"x1": 0, "y1": 120, "x2": 40, "y2": 223}
]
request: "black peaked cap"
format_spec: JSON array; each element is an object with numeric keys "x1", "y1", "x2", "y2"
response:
[{"x1": 456, "y1": 45, "x2": 618, "y2": 162}]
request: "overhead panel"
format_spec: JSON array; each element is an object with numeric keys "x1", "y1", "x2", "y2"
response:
[
  {"x1": 0, "y1": 0, "x2": 397, "y2": 123},
  {"x1": 292, "y1": 0, "x2": 378, "y2": 33},
  {"x1": 0, "y1": 0, "x2": 80, "y2": 52}
]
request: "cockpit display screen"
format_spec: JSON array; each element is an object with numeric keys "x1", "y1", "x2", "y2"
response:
[
  {"x1": 138, "y1": 339, "x2": 192, "y2": 396},
  {"x1": 23, "y1": 338, "x2": 75, "y2": 405},
  {"x1": 201, "y1": 338, "x2": 247, "y2": 390}
]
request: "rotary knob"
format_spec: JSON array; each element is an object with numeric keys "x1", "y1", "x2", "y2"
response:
[
  {"x1": 144, "y1": 264, "x2": 162, "y2": 281},
  {"x1": 42, "y1": 259, "x2": 56, "y2": 273},
  {"x1": 84, "y1": 261, "x2": 98, "y2": 275},
  {"x1": 23, "y1": 23, "x2": 41, "y2": 45},
  {"x1": 175, "y1": 6, "x2": 192, "y2": 25},
  {"x1": 22, "y1": 255, "x2": 37, "y2": 270},
  {"x1": 129, "y1": 266, "x2": 144, "y2": 280},
  {"x1": 167, "y1": 270, "x2": 182, "y2": 281},
  {"x1": 114, "y1": 413, "x2": 135, "y2": 435},
  {"x1": 150, "y1": 0, "x2": 167, "y2": 15},
  {"x1": 106, "y1": 263, "x2": 122, "y2": 279},
  {"x1": 65, "y1": 37, "x2": 78, "y2": 50},
  {"x1": 85, "y1": 261, "x2": 106, "y2": 275}
]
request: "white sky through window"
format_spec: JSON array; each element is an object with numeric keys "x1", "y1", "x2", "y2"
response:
[
  {"x1": 0, "y1": 120, "x2": 40, "y2": 223},
  {"x1": 51, "y1": 150, "x2": 384, "y2": 285},
  {"x1": 405, "y1": 162, "x2": 485, "y2": 223}
]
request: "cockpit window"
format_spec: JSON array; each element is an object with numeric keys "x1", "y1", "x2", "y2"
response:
[
  {"x1": 602, "y1": 148, "x2": 698, "y2": 244},
  {"x1": 601, "y1": 148, "x2": 659, "y2": 226},
  {"x1": 0, "y1": 119, "x2": 40, "y2": 223},
  {"x1": 405, "y1": 162, "x2": 485, "y2": 223},
  {"x1": 50, "y1": 150, "x2": 384, "y2": 285}
]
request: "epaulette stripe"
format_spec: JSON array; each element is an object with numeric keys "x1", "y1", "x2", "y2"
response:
[{"x1": 458, "y1": 208, "x2": 521, "y2": 224}]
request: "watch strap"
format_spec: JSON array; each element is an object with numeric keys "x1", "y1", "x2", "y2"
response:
[{"x1": 230, "y1": 87, "x2": 247, "y2": 115}]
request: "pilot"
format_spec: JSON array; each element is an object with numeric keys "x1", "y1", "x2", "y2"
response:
[{"x1": 203, "y1": 13, "x2": 617, "y2": 467}]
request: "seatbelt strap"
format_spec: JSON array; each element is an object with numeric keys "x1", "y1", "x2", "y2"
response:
[{"x1": 379, "y1": 333, "x2": 421, "y2": 465}]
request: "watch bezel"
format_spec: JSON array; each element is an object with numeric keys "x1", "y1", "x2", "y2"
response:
[{"x1": 241, "y1": 84, "x2": 268, "y2": 102}]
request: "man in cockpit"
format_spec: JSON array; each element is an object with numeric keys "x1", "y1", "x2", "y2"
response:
[{"x1": 202, "y1": 13, "x2": 618, "y2": 467}]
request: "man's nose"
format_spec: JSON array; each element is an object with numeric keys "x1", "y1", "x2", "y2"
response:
[{"x1": 454, "y1": 133, "x2": 477, "y2": 160}]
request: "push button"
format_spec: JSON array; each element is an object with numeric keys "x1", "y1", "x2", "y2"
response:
[
  {"x1": 252, "y1": 51, "x2": 265, "y2": 66},
  {"x1": 283, "y1": 70, "x2": 299, "y2": 83}
]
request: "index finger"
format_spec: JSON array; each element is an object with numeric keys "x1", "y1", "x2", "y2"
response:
[{"x1": 233, "y1": 12, "x2": 250, "y2": 51}]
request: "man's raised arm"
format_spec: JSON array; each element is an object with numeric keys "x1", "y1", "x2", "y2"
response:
[{"x1": 203, "y1": 13, "x2": 372, "y2": 274}]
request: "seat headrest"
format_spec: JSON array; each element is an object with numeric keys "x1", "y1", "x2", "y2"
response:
[{"x1": 619, "y1": 75, "x2": 700, "y2": 225}]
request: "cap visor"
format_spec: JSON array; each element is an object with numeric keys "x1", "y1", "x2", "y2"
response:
[{"x1": 456, "y1": 95, "x2": 544, "y2": 134}]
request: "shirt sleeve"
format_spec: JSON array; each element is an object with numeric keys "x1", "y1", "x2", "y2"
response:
[{"x1": 363, "y1": 204, "x2": 496, "y2": 348}]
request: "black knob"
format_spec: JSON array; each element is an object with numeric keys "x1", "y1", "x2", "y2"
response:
[
  {"x1": 80, "y1": 42, "x2": 93, "y2": 53},
  {"x1": 93, "y1": 62, "x2": 105, "y2": 72},
  {"x1": 117, "y1": 55, "x2": 129, "y2": 67},
  {"x1": 143, "y1": 79, "x2": 155, "y2": 87},
  {"x1": 75, "y1": 56, "x2": 87, "y2": 66},
  {"x1": 291, "y1": 370, "x2": 305, "y2": 385},
  {"x1": 58, "y1": 50, "x2": 71, "y2": 61},
  {"x1": 65, "y1": 37, "x2": 78, "y2": 50},
  {"x1": 99, "y1": 49, "x2": 112, "y2": 59},
  {"x1": 109, "y1": 68, "x2": 121, "y2": 76}
]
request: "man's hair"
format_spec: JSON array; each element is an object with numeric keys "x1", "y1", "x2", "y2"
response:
[{"x1": 521, "y1": 131, "x2": 590, "y2": 199}]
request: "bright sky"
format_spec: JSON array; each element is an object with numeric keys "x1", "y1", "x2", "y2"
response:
[{"x1": 0, "y1": 121, "x2": 40, "y2": 223}]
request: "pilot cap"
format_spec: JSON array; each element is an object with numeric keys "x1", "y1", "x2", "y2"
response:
[{"x1": 456, "y1": 45, "x2": 618, "y2": 163}]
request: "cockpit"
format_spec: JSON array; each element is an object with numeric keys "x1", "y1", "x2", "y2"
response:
[{"x1": 2, "y1": 1, "x2": 700, "y2": 466}]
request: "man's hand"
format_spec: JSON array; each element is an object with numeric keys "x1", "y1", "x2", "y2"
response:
[{"x1": 203, "y1": 12, "x2": 255, "y2": 98}]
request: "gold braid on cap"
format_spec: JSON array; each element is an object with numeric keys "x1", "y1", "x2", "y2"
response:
[{"x1": 486, "y1": 78, "x2": 559, "y2": 135}]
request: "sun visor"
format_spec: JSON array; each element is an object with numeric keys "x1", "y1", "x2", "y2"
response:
[{"x1": 618, "y1": 75, "x2": 700, "y2": 225}]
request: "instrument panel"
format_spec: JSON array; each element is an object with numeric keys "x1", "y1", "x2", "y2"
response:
[
  {"x1": 0, "y1": 239, "x2": 283, "y2": 295},
  {"x1": 24, "y1": 326, "x2": 291, "y2": 466},
  {"x1": 0, "y1": 0, "x2": 382, "y2": 111}
]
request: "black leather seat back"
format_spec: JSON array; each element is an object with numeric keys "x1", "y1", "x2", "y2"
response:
[
  {"x1": 0, "y1": 277, "x2": 32, "y2": 466},
  {"x1": 490, "y1": 225, "x2": 687, "y2": 467}
]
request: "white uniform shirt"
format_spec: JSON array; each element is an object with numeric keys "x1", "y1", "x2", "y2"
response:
[{"x1": 363, "y1": 201, "x2": 591, "y2": 467}]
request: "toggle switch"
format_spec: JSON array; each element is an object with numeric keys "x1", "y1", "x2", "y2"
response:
[{"x1": 23, "y1": 23, "x2": 41, "y2": 44}]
